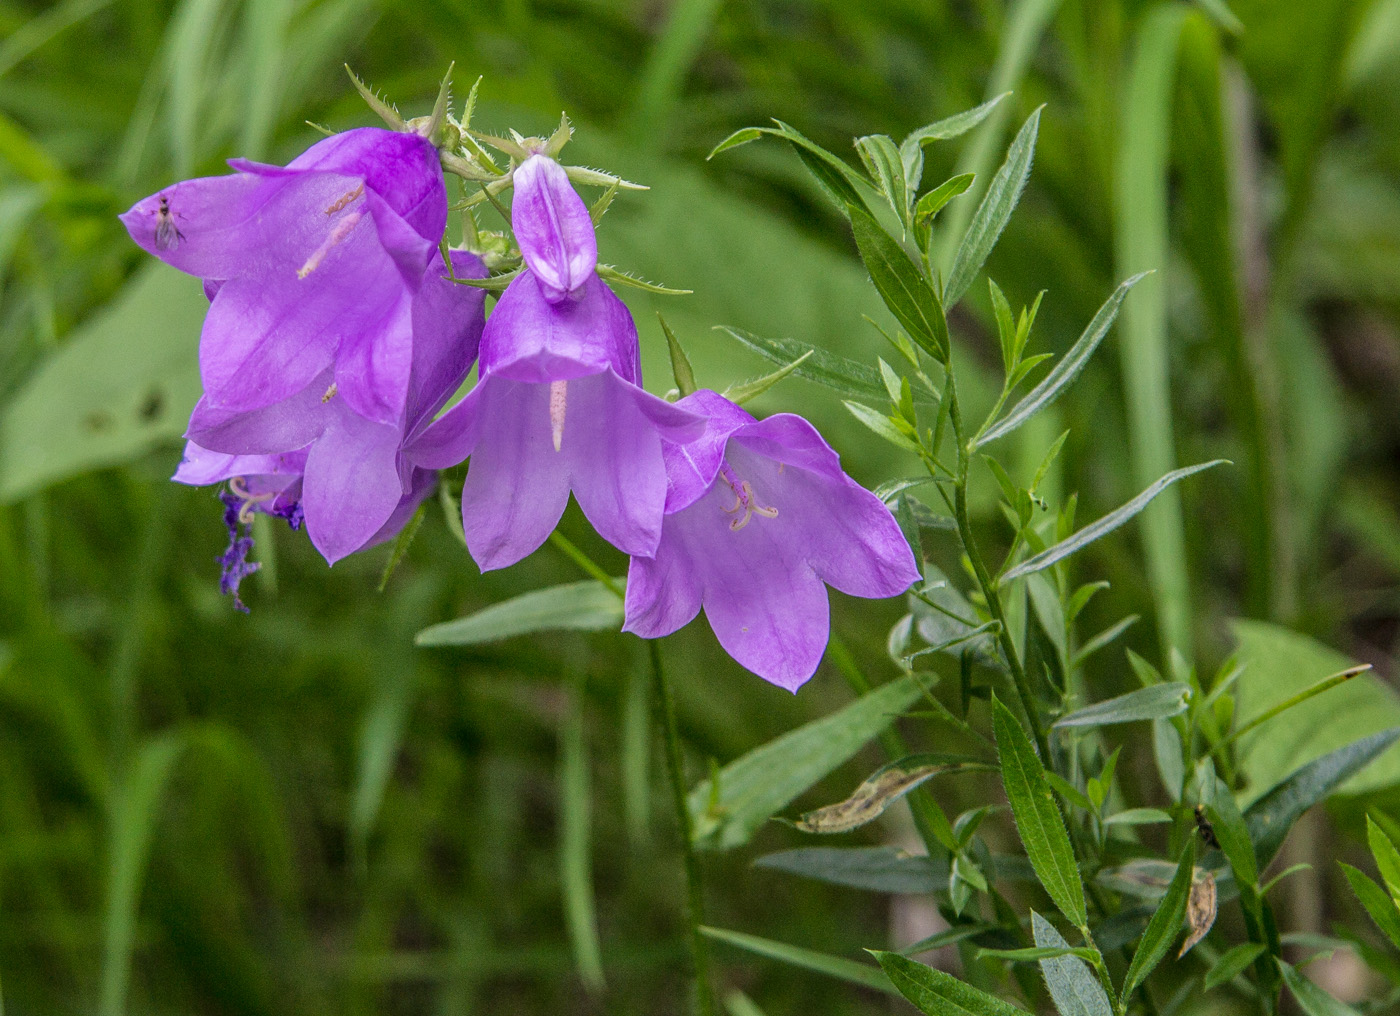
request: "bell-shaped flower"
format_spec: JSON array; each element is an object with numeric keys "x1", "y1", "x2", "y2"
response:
[
  {"x1": 178, "y1": 250, "x2": 486, "y2": 565},
  {"x1": 622, "y1": 390, "x2": 921, "y2": 691},
  {"x1": 120, "y1": 127, "x2": 448, "y2": 426},
  {"x1": 409, "y1": 153, "x2": 704, "y2": 571}
]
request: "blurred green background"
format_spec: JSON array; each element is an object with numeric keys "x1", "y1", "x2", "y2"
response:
[{"x1": 3, "y1": 0, "x2": 1400, "y2": 1012}]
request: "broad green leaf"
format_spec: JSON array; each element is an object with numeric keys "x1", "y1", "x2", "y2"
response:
[
  {"x1": 754, "y1": 846, "x2": 948, "y2": 895},
  {"x1": 1203, "y1": 942, "x2": 1267, "y2": 991},
  {"x1": 900, "y1": 94, "x2": 1009, "y2": 189},
  {"x1": 559, "y1": 676, "x2": 603, "y2": 991},
  {"x1": 1368, "y1": 816, "x2": 1400, "y2": 899},
  {"x1": 871, "y1": 950, "x2": 1027, "y2": 1016},
  {"x1": 793, "y1": 753, "x2": 993, "y2": 834},
  {"x1": 1279, "y1": 962, "x2": 1365, "y2": 1016},
  {"x1": 977, "y1": 273, "x2": 1148, "y2": 446},
  {"x1": 848, "y1": 203, "x2": 949, "y2": 361},
  {"x1": 1122, "y1": 842, "x2": 1193, "y2": 999},
  {"x1": 1032, "y1": 911, "x2": 1112, "y2": 1016},
  {"x1": 1232, "y1": 621, "x2": 1400, "y2": 801},
  {"x1": 1002, "y1": 461, "x2": 1227, "y2": 582},
  {"x1": 415, "y1": 579, "x2": 625, "y2": 647},
  {"x1": 702, "y1": 927, "x2": 895, "y2": 995},
  {"x1": 1053, "y1": 683, "x2": 1190, "y2": 729},
  {"x1": 944, "y1": 108, "x2": 1040, "y2": 306},
  {"x1": 1340, "y1": 864, "x2": 1400, "y2": 950},
  {"x1": 1103, "y1": 808, "x2": 1172, "y2": 827},
  {"x1": 0, "y1": 263, "x2": 205, "y2": 504},
  {"x1": 688, "y1": 674, "x2": 925, "y2": 849},
  {"x1": 1244, "y1": 728, "x2": 1400, "y2": 869},
  {"x1": 718, "y1": 327, "x2": 938, "y2": 406},
  {"x1": 992, "y1": 695, "x2": 1086, "y2": 927}
]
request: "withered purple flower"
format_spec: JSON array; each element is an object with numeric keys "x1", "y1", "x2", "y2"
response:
[
  {"x1": 410, "y1": 154, "x2": 704, "y2": 570},
  {"x1": 623, "y1": 390, "x2": 921, "y2": 691},
  {"x1": 120, "y1": 127, "x2": 448, "y2": 426}
]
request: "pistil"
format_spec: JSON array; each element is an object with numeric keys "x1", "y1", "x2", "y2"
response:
[{"x1": 549, "y1": 379, "x2": 568, "y2": 452}]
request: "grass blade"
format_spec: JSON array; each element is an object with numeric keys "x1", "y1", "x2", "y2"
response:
[{"x1": 702, "y1": 927, "x2": 895, "y2": 995}]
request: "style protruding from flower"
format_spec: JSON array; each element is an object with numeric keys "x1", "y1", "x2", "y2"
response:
[
  {"x1": 120, "y1": 127, "x2": 450, "y2": 427},
  {"x1": 176, "y1": 249, "x2": 488, "y2": 566},
  {"x1": 410, "y1": 153, "x2": 704, "y2": 571},
  {"x1": 623, "y1": 390, "x2": 921, "y2": 691}
]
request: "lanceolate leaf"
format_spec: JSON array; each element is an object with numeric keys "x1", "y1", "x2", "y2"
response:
[
  {"x1": 1243, "y1": 728, "x2": 1400, "y2": 869},
  {"x1": 793, "y1": 754, "x2": 993, "y2": 834},
  {"x1": 415, "y1": 579, "x2": 625, "y2": 646},
  {"x1": 1053, "y1": 683, "x2": 1190, "y2": 729},
  {"x1": 1367, "y1": 815, "x2": 1400, "y2": 899},
  {"x1": 1002, "y1": 461, "x2": 1228, "y2": 582},
  {"x1": 871, "y1": 951, "x2": 1029, "y2": 1016},
  {"x1": 1203, "y1": 942, "x2": 1267, "y2": 991},
  {"x1": 900, "y1": 94, "x2": 1009, "y2": 188},
  {"x1": 702, "y1": 927, "x2": 895, "y2": 995},
  {"x1": 754, "y1": 847, "x2": 948, "y2": 894},
  {"x1": 1122, "y1": 842, "x2": 1193, "y2": 999},
  {"x1": 1340, "y1": 864, "x2": 1400, "y2": 950},
  {"x1": 977, "y1": 273, "x2": 1149, "y2": 446},
  {"x1": 1032, "y1": 912, "x2": 1112, "y2": 1016},
  {"x1": 707, "y1": 121, "x2": 870, "y2": 215},
  {"x1": 944, "y1": 108, "x2": 1041, "y2": 306},
  {"x1": 1279, "y1": 962, "x2": 1366, "y2": 1016},
  {"x1": 992, "y1": 696, "x2": 1087, "y2": 927},
  {"x1": 719, "y1": 327, "x2": 938, "y2": 406},
  {"x1": 688, "y1": 675, "x2": 926, "y2": 849},
  {"x1": 848, "y1": 203, "x2": 949, "y2": 361}
]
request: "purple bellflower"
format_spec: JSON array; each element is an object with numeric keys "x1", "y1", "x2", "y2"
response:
[
  {"x1": 622, "y1": 390, "x2": 921, "y2": 691},
  {"x1": 120, "y1": 127, "x2": 449, "y2": 427},
  {"x1": 178, "y1": 249, "x2": 487, "y2": 565},
  {"x1": 409, "y1": 153, "x2": 704, "y2": 570}
]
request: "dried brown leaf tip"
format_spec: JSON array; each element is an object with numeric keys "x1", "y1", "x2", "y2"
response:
[
  {"x1": 1179, "y1": 868, "x2": 1218, "y2": 958},
  {"x1": 793, "y1": 753, "x2": 992, "y2": 834}
]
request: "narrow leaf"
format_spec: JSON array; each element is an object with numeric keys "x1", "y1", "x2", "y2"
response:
[
  {"x1": 1053, "y1": 683, "x2": 1190, "y2": 729},
  {"x1": 848, "y1": 203, "x2": 949, "y2": 361},
  {"x1": 688, "y1": 675, "x2": 926, "y2": 849},
  {"x1": 1103, "y1": 808, "x2": 1173, "y2": 827},
  {"x1": 913, "y1": 173, "x2": 975, "y2": 227},
  {"x1": 1279, "y1": 962, "x2": 1365, "y2": 1016},
  {"x1": 1002, "y1": 461, "x2": 1228, "y2": 582},
  {"x1": 415, "y1": 579, "x2": 625, "y2": 646},
  {"x1": 1122, "y1": 842, "x2": 1194, "y2": 998},
  {"x1": 658, "y1": 313, "x2": 697, "y2": 396},
  {"x1": 719, "y1": 326, "x2": 937, "y2": 406},
  {"x1": 723, "y1": 350, "x2": 813, "y2": 405},
  {"x1": 844, "y1": 400, "x2": 921, "y2": 453},
  {"x1": 992, "y1": 695, "x2": 1087, "y2": 927},
  {"x1": 1032, "y1": 911, "x2": 1112, "y2": 1016},
  {"x1": 755, "y1": 846, "x2": 948, "y2": 895},
  {"x1": 794, "y1": 754, "x2": 994, "y2": 834},
  {"x1": 856, "y1": 134, "x2": 908, "y2": 220},
  {"x1": 702, "y1": 927, "x2": 895, "y2": 995},
  {"x1": 900, "y1": 94, "x2": 1010, "y2": 186},
  {"x1": 1340, "y1": 864, "x2": 1400, "y2": 950},
  {"x1": 1368, "y1": 815, "x2": 1400, "y2": 899},
  {"x1": 1244, "y1": 728, "x2": 1400, "y2": 869},
  {"x1": 871, "y1": 951, "x2": 1028, "y2": 1016},
  {"x1": 1203, "y1": 942, "x2": 1267, "y2": 991},
  {"x1": 945, "y1": 108, "x2": 1041, "y2": 306},
  {"x1": 978, "y1": 273, "x2": 1149, "y2": 446},
  {"x1": 977, "y1": 945, "x2": 1099, "y2": 964}
]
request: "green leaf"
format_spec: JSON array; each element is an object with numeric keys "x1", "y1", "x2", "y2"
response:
[
  {"x1": 1102, "y1": 808, "x2": 1172, "y2": 827},
  {"x1": 718, "y1": 326, "x2": 938, "y2": 406},
  {"x1": 912, "y1": 173, "x2": 975, "y2": 227},
  {"x1": 754, "y1": 846, "x2": 948, "y2": 895},
  {"x1": 977, "y1": 273, "x2": 1149, "y2": 446},
  {"x1": 1340, "y1": 864, "x2": 1400, "y2": 951},
  {"x1": 992, "y1": 695, "x2": 1086, "y2": 927},
  {"x1": 977, "y1": 945, "x2": 1099, "y2": 965},
  {"x1": 702, "y1": 927, "x2": 895, "y2": 995},
  {"x1": 659, "y1": 312, "x2": 697, "y2": 396},
  {"x1": 1122, "y1": 842, "x2": 1194, "y2": 999},
  {"x1": 844, "y1": 400, "x2": 922, "y2": 454},
  {"x1": 708, "y1": 122, "x2": 869, "y2": 215},
  {"x1": 1368, "y1": 815, "x2": 1400, "y2": 899},
  {"x1": 848, "y1": 202, "x2": 949, "y2": 361},
  {"x1": 1203, "y1": 942, "x2": 1268, "y2": 992},
  {"x1": 1244, "y1": 728, "x2": 1400, "y2": 869},
  {"x1": 688, "y1": 674, "x2": 926, "y2": 849},
  {"x1": 900, "y1": 94, "x2": 1009, "y2": 188},
  {"x1": 1032, "y1": 911, "x2": 1112, "y2": 1016},
  {"x1": 1002, "y1": 461, "x2": 1228, "y2": 582},
  {"x1": 856, "y1": 133, "x2": 908, "y2": 221},
  {"x1": 723, "y1": 350, "x2": 813, "y2": 405},
  {"x1": 559, "y1": 675, "x2": 604, "y2": 991},
  {"x1": 900, "y1": 924, "x2": 1002, "y2": 956},
  {"x1": 944, "y1": 107, "x2": 1041, "y2": 306},
  {"x1": 1203, "y1": 773, "x2": 1259, "y2": 892},
  {"x1": 793, "y1": 753, "x2": 994, "y2": 834},
  {"x1": 415, "y1": 579, "x2": 625, "y2": 647},
  {"x1": 1279, "y1": 962, "x2": 1365, "y2": 1016},
  {"x1": 871, "y1": 951, "x2": 1028, "y2": 1016},
  {"x1": 1053, "y1": 683, "x2": 1190, "y2": 729},
  {"x1": 0, "y1": 264, "x2": 206, "y2": 504}
]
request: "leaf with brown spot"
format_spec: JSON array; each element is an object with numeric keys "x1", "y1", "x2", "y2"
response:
[
  {"x1": 1179, "y1": 868, "x2": 1218, "y2": 957},
  {"x1": 794, "y1": 753, "x2": 992, "y2": 834}
]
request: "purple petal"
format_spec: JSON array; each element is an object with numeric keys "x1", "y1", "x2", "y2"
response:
[
  {"x1": 365, "y1": 467, "x2": 438, "y2": 550},
  {"x1": 300, "y1": 406, "x2": 406, "y2": 565},
  {"x1": 510, "y1": 155, "x2": 597, "y2": 302},
  {"x1": 479, "y1": 272, "x2": 640, "y2": 384},
  {"x1": 332, "y1": 288, "x2": 414, "y2": 425},
  {"x1": 120, "y1": 173, "x2": 271, "y2": 279},
  {"x1": 405, "y1": 379, "x2": 483, "y2": 471},
  {"x1": 662, "y1": 389, "x2": 756, "y2": 512},
  {"x1": 185, "y1": 379, "x2": 330, "y2": 455},
  {"x1": 404, "y1": 250, "x2": 487, "y2": 437},
  {"x1": 172, "y1": 441, "x2": 306, "y2": 487},
  {"x1": 622, "y1": 532, "x2": 703, "y2": 639},
  {"x1": 455, "y1": 377, "x2": 572, "y2": 570}
]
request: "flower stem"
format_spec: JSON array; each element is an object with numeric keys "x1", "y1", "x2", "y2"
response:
[
  {"x1": 648, "y1": 639, "x2": 714, "y2": 1016},
  {"x1": 547, "y1": 530, "x2": 624, "y2": 598}
]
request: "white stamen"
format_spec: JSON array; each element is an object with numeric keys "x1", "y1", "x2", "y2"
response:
[
  {"x1": 549, "y1": 379, "x2": 568, "y2": 452},
  {"x1": 325, "y1": 183, "x2": 364, "y2": 214},
  {"x1": 298, "y1": 211, "x2": 362, "y2": 279}
]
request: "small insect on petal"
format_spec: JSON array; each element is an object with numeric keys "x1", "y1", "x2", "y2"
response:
[{"x1": 154, "y1": 195, "x2": 185, "y2": 252}]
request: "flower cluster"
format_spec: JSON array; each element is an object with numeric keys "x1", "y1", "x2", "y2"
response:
[{"x1": 122, "y1": 116, "x2": 918, "y2": 688}]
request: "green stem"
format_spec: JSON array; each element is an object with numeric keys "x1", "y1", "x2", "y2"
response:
[
  {"x1": 944, "y1": 372, "x2": 1051, "y2": 763},
  {"x1": 648, "y1": 640, "x2": 714, "y2": 1016},
  {"x1": 548, "y1": 531, "x2": 624, "y2": 598}
]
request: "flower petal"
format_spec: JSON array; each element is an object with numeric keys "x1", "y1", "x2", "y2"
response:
[
  {"x1": 185, "y1": 378, "x2": 330, "y2": 455},
  {"x1": 172, "y1": 441, "x2": 306, "y2": 487},
  {"x1": 623, "y1": 525, "x2": 703, "y2": 638},
  {"x1": 479, "y1": 271, "x2": 638, "y2": 382},
  {"x1": 404, "y1": 250, "x2": 487, "y2": 439},
  {"x1": 332, "y1": 287, "x2": 414, "y2": 425},
  {"x1": 511, "y1": 155, "x2": 597, "y2": 302},
  {"x1": 300, "y1": 406, "x2": 406, "y2": 565},
  {"x1": 456, "y1": 377, "x2": 572, "y2": 571},
  {"x1": 662, "y1": 389, "x2": 755, "y2": 512}
]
